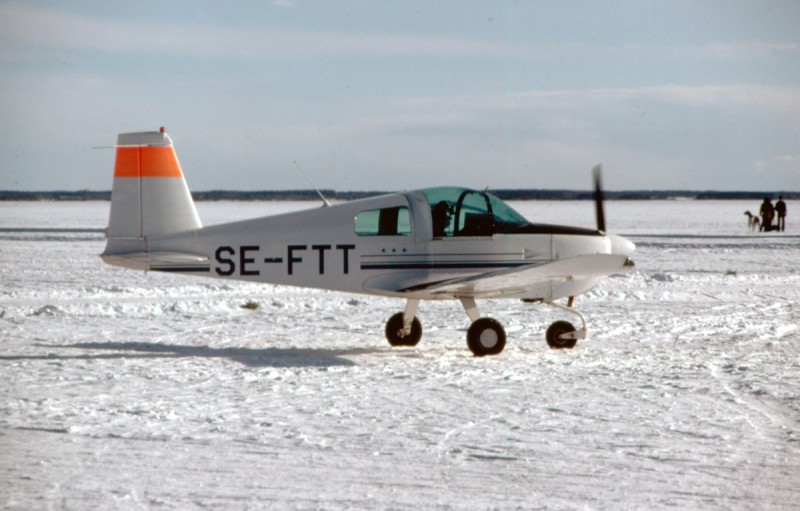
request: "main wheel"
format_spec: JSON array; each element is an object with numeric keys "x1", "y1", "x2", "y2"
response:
[
  {"x1": 546, "y1": 320, "x2": 578, "y2": 349},
  {"x1": 385, "y1": 312, "x2": 422, "y2": 347},
  {"x1": 467, "y1": 318, "x2": 506, "y2": 356}
]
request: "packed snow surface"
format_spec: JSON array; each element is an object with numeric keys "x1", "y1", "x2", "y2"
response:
[{"x1": 1, "y1": 200, "x2": 798, "y2": 510}]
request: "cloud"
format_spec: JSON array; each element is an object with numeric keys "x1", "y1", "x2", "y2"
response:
[
  {"x1": 392, "y1": 85, "x2": 800, "y2": 127},
  {"x1": 5, "y1": 3, "x2": 799, "y2": 65},
  {"x1": 755, "y1": 155, "x2": 800, "y2": 174},
  {"x1": 629, "y1": 85, "x2": 800, "y2": 111},
  {"x1": 696, "y1": 41, "x2": 800, "y2": 60},
  {"x1": 0, "y1": 3, "x2": 514, "y2": 61}
]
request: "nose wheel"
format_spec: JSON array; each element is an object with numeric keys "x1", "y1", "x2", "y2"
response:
[
  {"x1": 546, "y1": 320, "x2": 578, "y2": 349},
  {"x1": 544, "y1": 299, "x2": 587, "y2": 349}
]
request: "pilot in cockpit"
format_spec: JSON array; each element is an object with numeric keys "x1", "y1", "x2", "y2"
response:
[{"x1": 431, "y1": 201, "x2": 454, "y2": 237}]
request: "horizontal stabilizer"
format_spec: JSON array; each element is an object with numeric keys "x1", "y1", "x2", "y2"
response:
[{"x1": 101, "y1": 251, "x2": 210, "y2": 273}]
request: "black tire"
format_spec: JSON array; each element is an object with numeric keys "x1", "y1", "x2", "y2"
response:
[
  {"x1": 385, "y1": 312, "x2": 422, "y2": 347},
  {"x1": 546, "y1": 320, "x2": 578, "y2": 349},
  {"x1": 467, "y1": 318, "x2": 506, "y2": 356}
]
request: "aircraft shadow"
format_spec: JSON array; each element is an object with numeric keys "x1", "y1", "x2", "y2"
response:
[{"x1": 7, "y1": 342, "x2": 384, "y2": 368}]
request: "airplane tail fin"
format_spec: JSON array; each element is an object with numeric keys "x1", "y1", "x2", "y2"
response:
[{"x1": 103, "y1": 129, "x2": 201, "y2": 264}]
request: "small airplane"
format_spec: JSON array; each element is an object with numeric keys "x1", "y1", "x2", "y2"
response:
[{"x1": 102, "y1": 128, "x2": 635, "y2": 356}]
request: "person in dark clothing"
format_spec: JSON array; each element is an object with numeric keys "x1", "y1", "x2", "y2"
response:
[
  {"x1": 760, "y1": 198, "x2": 775, "y2": 232},
  {"x1": 775, "y1": 195, "x2": 787, "y2": 232},
  {"x1": 431, "y1": 201, "x2": 453, "y2": 237}
]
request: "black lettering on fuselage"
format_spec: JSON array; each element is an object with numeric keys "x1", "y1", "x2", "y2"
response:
[
  {"x1": 215, "y1": 246, "x2": 235, "y2": 276},
  {"x1": 215, "y1": 244, "x2": 356, "y2": 277},
  {"x1": 337, "y1": 244, "x2": 355, "y2": 274},
  {"x1": 240, "y1": 245, "x2": 260, "y2": 276},
  {"x1": 288, "y1": 245, "x2": 306, "y2": 275},
  {"x1": 312, "y1": 245, "x2": 331, "y2": 274}
]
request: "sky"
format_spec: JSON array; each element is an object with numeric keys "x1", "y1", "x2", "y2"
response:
[{"x1": 1, "y1": 1, "x2": 799, "y2": 192}]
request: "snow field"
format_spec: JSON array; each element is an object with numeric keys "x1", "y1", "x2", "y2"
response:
[{"x1": 1, "y1": 200, "x2": 798, "y2": 510}]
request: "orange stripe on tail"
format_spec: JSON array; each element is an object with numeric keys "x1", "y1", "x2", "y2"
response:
[{"x1": 114, "y1": 146, "x2": 184, "y2": 178}]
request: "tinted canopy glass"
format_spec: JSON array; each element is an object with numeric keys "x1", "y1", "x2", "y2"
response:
[{"x1": 421, "y1": 187, "x2": 530, "y2": 237}]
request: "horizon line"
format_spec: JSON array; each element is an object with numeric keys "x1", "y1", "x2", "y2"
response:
[{"x1": 1, "y1": 189, "x2": 797, "y2": 201}]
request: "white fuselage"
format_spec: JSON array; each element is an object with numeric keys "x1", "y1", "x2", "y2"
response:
[{"x1": 108, "y1": 191, "x2": 632, "y2": 301}]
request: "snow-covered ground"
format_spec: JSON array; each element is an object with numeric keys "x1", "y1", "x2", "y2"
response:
[{"x1": 1, "y1": 200, "x2": 798, "y2": 510}]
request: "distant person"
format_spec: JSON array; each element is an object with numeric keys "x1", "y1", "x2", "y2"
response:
[
  {"x1": 775, "y1": 195, "x2": 787, "y2": 232},
  {"x1": 744, "y1": 211, "x2": 760, "y2": 232},
  {"x1": 760, "y1": 198, "x2": 775, "y2": 232}
]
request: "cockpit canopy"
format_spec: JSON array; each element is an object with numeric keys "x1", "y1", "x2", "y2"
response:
[{"x1": 422, "y1": 187, "x2": 531, "y2": 237}]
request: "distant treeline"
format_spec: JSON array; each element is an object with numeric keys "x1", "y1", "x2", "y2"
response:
[{"x1": 1, "y1": 190, "x2": 797, "y2": 202}]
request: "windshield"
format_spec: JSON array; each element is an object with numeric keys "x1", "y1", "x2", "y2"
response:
[{"x1": 421, "y1": 187, "x2": 530, "y2": 237}]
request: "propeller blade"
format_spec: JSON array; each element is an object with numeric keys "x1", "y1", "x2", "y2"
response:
[{"x1": 592, "y1": 164, "x2": 606, "y2": 232}]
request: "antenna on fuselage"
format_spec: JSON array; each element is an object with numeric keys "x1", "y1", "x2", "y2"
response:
[{"x1": 293, "y1": 160, "x2": 331, "y2": 207}]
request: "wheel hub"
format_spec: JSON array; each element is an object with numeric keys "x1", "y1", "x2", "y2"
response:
[{"x1": 479, "y1": 329, "x2": 498, "y2": 348}]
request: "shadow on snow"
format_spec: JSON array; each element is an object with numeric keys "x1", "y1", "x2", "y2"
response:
[{"x1": 5, "y1": 341, "x2": 387, "y2": 368}]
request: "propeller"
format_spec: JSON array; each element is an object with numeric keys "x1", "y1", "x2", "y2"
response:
[{"x1": 592, "y1": 164, "x2": 606, "y2": 233}]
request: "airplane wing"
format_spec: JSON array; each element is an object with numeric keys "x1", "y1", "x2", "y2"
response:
[{"x1": 400, "y1": 254, "x2": 634, "y2": 297}]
